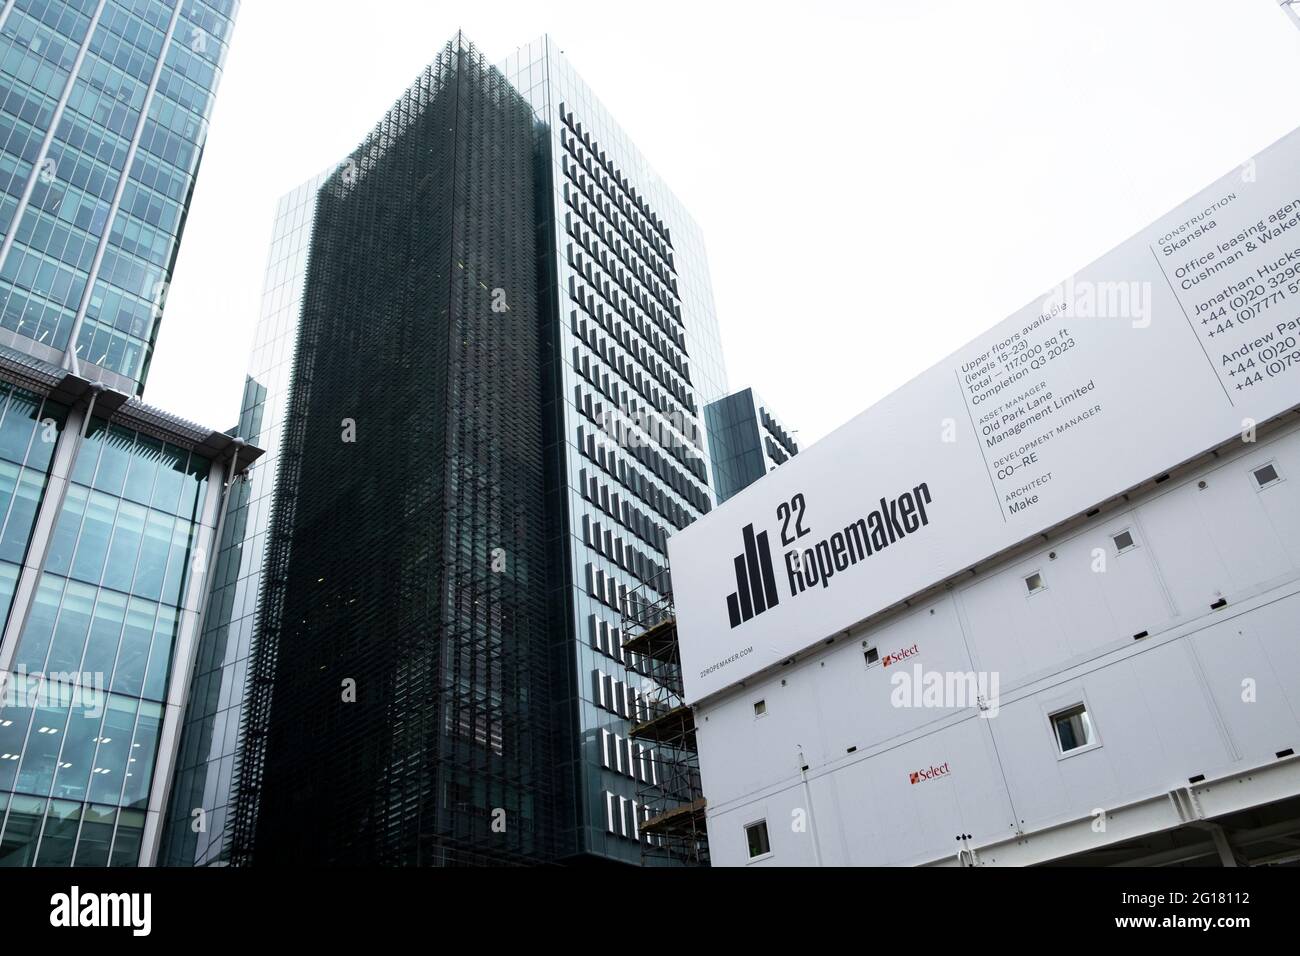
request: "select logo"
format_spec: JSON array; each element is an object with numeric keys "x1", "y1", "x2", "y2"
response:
[
  {"x1": 881, "y1": 643, "x2": 919, "y2": 668},
  {"x1": 724, "y1": 523, "x2": 781, "y2": 628},
  {"x1": 909, "y1": 762, "x2": 950, "y2": 785}
]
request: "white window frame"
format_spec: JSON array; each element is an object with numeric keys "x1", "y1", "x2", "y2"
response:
[
  {"x1": 1045, "y1": 694, "x2": 1102, "y2": 760},
  {"x1": 1024, "y1": 570, "x2": 1047, "y2": 596},
  {"x1": 744, "y1": 818, "x2": 773, "y2": 863}
]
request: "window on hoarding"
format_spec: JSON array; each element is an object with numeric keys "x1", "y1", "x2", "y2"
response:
[{"x1": 1051, "y1": 704, "x2": 1093, "y2": 754}]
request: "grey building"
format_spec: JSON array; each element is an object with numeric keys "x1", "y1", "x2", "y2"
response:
[
  {"x1": 705, "y1": 387, "x2": 799, "y2": 504},
  {"x1": 0, "y1": 0, "x2": 245, "y2": 867},
  {"x1": 163, "y1": 33, "x2": 730, "y2": 866}
]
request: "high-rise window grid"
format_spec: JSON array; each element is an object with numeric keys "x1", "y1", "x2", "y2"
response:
[
  {"x1": 0, "y1": 0, "x2": 237, "y2": 393},
  {"x1": 0, "y1": 413, "x2": 213, "y2": 867},
  {"x1": 501, "y1": 36, "x2": 728, "y2": 864}
]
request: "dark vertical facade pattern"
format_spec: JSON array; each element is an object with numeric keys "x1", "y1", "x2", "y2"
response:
[{"x1": 232, "y1": 37, "x2": 551, "y2": 866}]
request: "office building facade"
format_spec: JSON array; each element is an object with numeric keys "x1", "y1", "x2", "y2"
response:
[
  {"x1": 0, "y1": 0, "x2": 244, "y2": 866},
  {"x1": 238, "y1": 36, "x2": 552, "y2": 866},
  {"x1": 158, "y1": 176, "x2": 321, "y2": 865},
  {"x1": 705, "y1": 387, "x2": 798, "y2": 504},
  {"x1": 0, "y1": 0, "x2": 236, "y2": 395},
  {"x1": 500, "y1": 37, "x2": 727, "y2": 863},
  {"x1": 0, "y1": 345, "x2": 257, "y2": 866},
  {"x1": 165, "y1": 33, "x2": 730, "y2": 866}
]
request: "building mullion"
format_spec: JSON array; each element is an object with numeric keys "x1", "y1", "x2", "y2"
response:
[
  {"x1": 0, "y1": 399, "x2": 90, "y2": 674},
  {"x1": 138, "y1": 448, "x2": 238, "y2": 865},
  {"x1": 0, "y1": 1, "x2": 17, "y2": 38}
]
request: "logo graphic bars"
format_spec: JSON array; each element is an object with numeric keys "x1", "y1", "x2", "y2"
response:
[{"x1": 726, "y1": 524, "x2": 780, "y2": 628}]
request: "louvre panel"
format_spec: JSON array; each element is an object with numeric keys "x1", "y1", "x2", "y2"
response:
[{"x1": 233, "y1": 36, "x2": 551, "y2": 867}]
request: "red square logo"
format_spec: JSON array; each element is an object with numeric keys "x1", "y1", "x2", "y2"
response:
[{"x1": 909, "y1": 772, "x2": 920, "y2": 785}]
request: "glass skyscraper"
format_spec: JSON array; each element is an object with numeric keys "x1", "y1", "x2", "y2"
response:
[
  {"x1": 0, "y1": 0, "x2": 237, "y2": 395},
  {"x1": 165, "y1": 32, "x2": 731, "y2": 867},
  {"x1": 242, "y1": 36, "x2": 552, "y2": 866},
  {"x1": 705, "y1": 387, "x2": 799, "y2": 504},
  {"x1": 499, "y1": 37, "x2": 727, "y2": 863},
  {"x1": 0, "y1": 0, "x2": 245, "y2": 867},
  {"x1": 166, "y1": 35, "x2": 555, "y2": 867}
]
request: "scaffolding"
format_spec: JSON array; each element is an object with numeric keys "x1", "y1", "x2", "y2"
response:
[{"x1": 622, "y1": 572, "x2": 708, "y2": 865}]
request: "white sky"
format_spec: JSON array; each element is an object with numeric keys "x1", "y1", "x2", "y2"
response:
[{"x1": 147, "y1": 0, "x2": 1300, "y2": 446}]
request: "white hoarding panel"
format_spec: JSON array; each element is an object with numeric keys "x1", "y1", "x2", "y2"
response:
[{"x1": 672, "y1": 125, "x2": 1300, "y2": 703}]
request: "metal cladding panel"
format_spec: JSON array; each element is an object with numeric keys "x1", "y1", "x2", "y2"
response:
[
  {"x1": 671, "y1": 123, "x2": 1300, "y2": 704},
  {"x1": 696, "y1": 424, "x2": 1300, "y2": 866},
  {"x1": 703, "y1": 716, "x2": 1013, "y2": 867},
  {"x1": 955, "y1": 519, "x2": 1172, "y2": 686}
]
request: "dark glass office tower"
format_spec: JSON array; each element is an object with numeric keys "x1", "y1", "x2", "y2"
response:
[
  {"x1": 0, "y1": 0, "x2": 237, "y2": 395},
  {"x1": 225, "y1": 35, "x2": 552, "y2": 866},
  {"x1": 705, "y1": 388, "x2": 799, "y2": 504},
  {"x1": 167, "y1": 33, "x2": 729, "y2": 867}
]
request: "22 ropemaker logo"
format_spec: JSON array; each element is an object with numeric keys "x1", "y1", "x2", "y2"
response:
[
  {"x1": 724, "y1": 524, "x2": 780, "y2": 628},
  {"x1": 723, "y1": 483, "x2": 935, "y2": 630}
]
